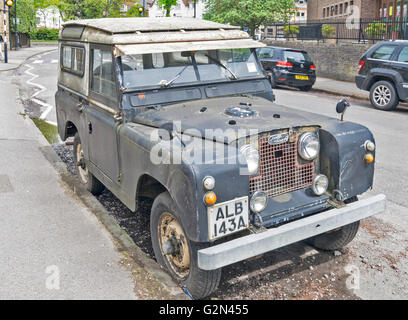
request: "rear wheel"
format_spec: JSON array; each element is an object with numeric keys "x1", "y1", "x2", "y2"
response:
[
  {"x1": 73, "y1": 133, "x2": 104, "y2": 195},
  {"x1": 370, "y1": 80, "x2": 399, "y2": 111},
  {"x1": 306, "y1": 196, "x2": 360, "y2": 251},
  {"x1": 299, "y1": 85, "x2": 313, "y2": 92},
  {"x1": 150, "y1": 192, "x2": 221, "y2": 299}
]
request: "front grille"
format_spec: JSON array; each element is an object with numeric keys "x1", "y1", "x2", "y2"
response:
[{"x1": 250, "y1": 131, "x2": 315, "y2": 198}]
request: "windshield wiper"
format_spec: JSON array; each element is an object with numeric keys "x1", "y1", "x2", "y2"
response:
[
  {"x1": 205, "y1": 54, "x2": 238, "y2": 80},
  {"x1": 159, "y1": 65, "x2": 190, "y2": 87}
]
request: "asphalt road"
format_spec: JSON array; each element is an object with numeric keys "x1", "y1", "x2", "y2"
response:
[{"x1": 16, "y1": 52, "x2": 408, "y2": 299}]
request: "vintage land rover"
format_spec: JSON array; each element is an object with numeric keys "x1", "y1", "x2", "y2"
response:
[{"x1": 56, "y1": 18, "x2": 386, "y2": 298}]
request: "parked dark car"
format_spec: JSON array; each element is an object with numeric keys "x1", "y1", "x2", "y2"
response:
[
  {"x1": 356, "y1": 40, "x2": 408, "y2": 111},
  {"x1": 257, "y1": 46, "x2": 316, "y2": 91},
  {"x1": 56, "y1": 18, "x2": 385, "y2": 299}
]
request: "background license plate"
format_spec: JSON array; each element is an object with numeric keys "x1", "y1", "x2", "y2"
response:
[
  {"x1": 208, "y1": 197, "x2": 249, "y2": 240},
  {"x1": 295, "y1": 75, "x2": 309, "y2": 80}
]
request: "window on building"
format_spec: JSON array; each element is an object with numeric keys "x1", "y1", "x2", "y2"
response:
[
  {"x1": 350, "y1": 1, "x2": 354, "y2": 13},
  {"x1": 323, "y1": 8, "x2": 326, "y2": 17},
  {"x1": 371, "y1": 45, "x2": 397, "y2": 60},
  {"x1": 335, "y1": 5, "x2": 338, "y2": 15},
  {"x1": 345, "y1": 2, "x2": 349, "y2": 14},
  {"x1": 91, "y1": 49, "x2": 116, "y2": 98},
  {"x1": 340, "y1": 3, "x2": 343, "y2": 14},
  {"x1": 61, "y1": 46, "x2": 84, "y2": 76}
]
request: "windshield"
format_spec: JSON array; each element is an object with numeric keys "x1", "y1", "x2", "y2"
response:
[{"x1": 121, "y1": 48, "x2": 262, "y2": 89}]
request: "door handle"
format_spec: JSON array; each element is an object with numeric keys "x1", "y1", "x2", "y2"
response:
[{"x1": 76, "y1": 100, "x2": 88, "y2": 113}]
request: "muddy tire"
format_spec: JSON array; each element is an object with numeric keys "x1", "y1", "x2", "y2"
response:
[
  {"x1": 150, "y1": 192, "x2": 221, "y2": 299},
  {"x1": 306, "y1": 197, "x2": 359, "y2": 251},
  {"x1": 73, "y1": 133, "x2": 104, "y2": 196},
  {"x1": 369, "y1": 80, "x2": 399, "y2": 111}
]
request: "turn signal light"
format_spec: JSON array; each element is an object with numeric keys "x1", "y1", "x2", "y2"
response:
[
  {"x1": 364, "y1": 153, "x2": 374, "y2": 163},
  {"x1": 204, "y1": 192, "x2": 217, "y2": 206}
]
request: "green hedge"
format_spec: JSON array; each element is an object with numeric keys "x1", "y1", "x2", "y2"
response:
[{"x1": 30, "y1": 28, "x2": 60, "y2": 41}]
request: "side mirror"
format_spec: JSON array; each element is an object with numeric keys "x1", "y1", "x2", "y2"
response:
[{"x1": 336, "y1": 98, "x2": 350, "y2": 122}]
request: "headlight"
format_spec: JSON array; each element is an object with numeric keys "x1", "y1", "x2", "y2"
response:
[
  {"x1": 203, "y1": 176, "x2": 215, "y2": 190},
  {"x1": 240, "y1": 144, "x2": 259, "y2": 176},
  {"x1": 364, "y1": 140, "x2": 375, "y2": 152},
  {"x1": 299, "y1": 132, "x2": 320, "y2": 160},
  {"x1": 312, "y1": 174, "x2": 329, "y2": 196},
  {"x1": 250, "y1": 191, "x2": 268, "y2": 213}
]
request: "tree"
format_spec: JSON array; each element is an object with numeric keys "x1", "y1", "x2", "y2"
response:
[
  {"x1": 203, "y1": 0, "x2": 296, "y2": 36},
  {"x1": 55, "y1": 0, "x2": 123, "y2": 21},
  {"x1": 126, "y1": 4, "x2": 144, "y2": 17},
  {"x1": 10, "y1": 0, "x2": 37, "y2": 33},
  {"x1": 158, "y1": 0, "x2": 178, "y2": 17}
]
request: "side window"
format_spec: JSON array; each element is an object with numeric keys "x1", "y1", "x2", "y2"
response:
[
  {"x1": 258, "y1": 48, "x2": 274, "y2": 58},
  {"x1": 91, "y1": 49, "x2": 116, "y2": 99},
  {"x1": 61, "y1": 46, "x2": 84, "y2": 76},
  {"x1": 397, "y1": 46, "x2": 408, "y2": 63},
  {"x1": 371, "y1": 45, "x2": 397, "y2": 60}
]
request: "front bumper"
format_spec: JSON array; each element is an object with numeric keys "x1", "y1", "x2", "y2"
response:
[{"x1": 198, "y1": 194, "x2": 386, "y2": 270}]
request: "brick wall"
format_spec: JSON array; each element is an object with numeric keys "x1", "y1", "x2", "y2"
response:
[{"x1": 263, "y1": 40, "x2": 373, "y2": 81}]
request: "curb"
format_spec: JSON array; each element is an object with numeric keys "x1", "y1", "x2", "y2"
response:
[
  {"x1": 0, "y1": 47, "x2": 58, "y2": 72},
  {"x1": 13, "y1": 52, "x2": 188, "y2": 300},
  {"x1": 311, "y1": 87, "x2": 369, "y2": 101}
]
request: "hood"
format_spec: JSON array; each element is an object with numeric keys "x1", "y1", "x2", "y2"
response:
[{"x1": 132, "y1": 95, "x2": 337, "y2": 143}]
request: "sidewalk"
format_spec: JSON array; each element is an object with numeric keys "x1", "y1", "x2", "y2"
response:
[
  {"x1": 0, "y1": 77, "x2": 139, "y2": 299},
  {"x1": 313, "y1": 77, "x2": 369, "y2": 100},
  {"x1": 0, "y1": 45, "x2": 57, "y2": 72}
]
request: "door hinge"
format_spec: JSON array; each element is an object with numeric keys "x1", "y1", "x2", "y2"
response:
[{"x1": 117, "y1": 172, "x2": 122, "y2": 182}]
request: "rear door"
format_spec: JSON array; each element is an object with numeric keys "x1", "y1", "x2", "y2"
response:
[
  {"x1": 283, "y1": 50, "x2": 313, "y2": 74},
  {"x1": 394, "y1": 45, "x2": 408, "y2": 98},
  {"x1": 365, "y1": 44, "x2": 399, "y2": 73}
]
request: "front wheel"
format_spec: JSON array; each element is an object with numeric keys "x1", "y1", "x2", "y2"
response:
[
  {"x1": 370, "y1": 80, "x2": 399, "y2": 111},
  {"x1": 306, "y1": 196, "x2": 360, "y2": 251},
  {"x1": 150, "y1": 192, "x2": 221, "y2": 299},
  {"x1": 73, "y1": 133, "x2": 104, "y2": 195}
]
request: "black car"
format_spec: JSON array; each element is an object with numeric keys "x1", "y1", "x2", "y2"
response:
[
  {"x1": 257, "y1": 46, "x2": 316, "y2": 91},
  {"x1": 356, "y1": 40, "x2": 408, "y2": 111}
]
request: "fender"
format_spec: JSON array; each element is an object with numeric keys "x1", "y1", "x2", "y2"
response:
[
  {"x1": 364, "y1": 67, "x2": 407, "y2": 99},
  {"x1": 320, "y1": 120, "x2": 375, "y2": 200}
]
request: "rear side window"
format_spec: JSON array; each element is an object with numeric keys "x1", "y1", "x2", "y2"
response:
[
  {"x1": 91, "y1": 49, "x2": 116, "y2": 99},
  {"x1": 61, "y1": 45, "x2": 84, "y2": 76},
  {"x1": 371, "y1": 45, "x2": 397, "y2": 60},
  {"x1": 397, "y1": 46, "x2": 408, "y2": 62},
  {"x1": 284, "y1": 50, "x2": 312, "y2": 63},
  {"x1": 258, "y1": 48, "x2": 274, "y2": 58}
]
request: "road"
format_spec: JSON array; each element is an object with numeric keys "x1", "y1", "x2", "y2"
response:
[{"x1": 15, "y1": 51, "x2": 408, "y2": 299}]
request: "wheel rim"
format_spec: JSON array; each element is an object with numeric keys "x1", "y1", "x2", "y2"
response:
[
  {"x1": 158, "y1": 212, "x2": 190, "y2": 279},
  {"x1": 373, "y1": 85, "x2": 391, "y2": 107},
  {"x1": 75, "y1": 141, "x2": 88, "y2": 184}
]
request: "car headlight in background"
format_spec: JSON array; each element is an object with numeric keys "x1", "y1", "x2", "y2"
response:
[
  {"x1": 250, "y1": 191, "x2": 268, "y2": 213},
  {"x1": 240, "y1": 144, "x2": 259, "y2": 176},
  {"x1": 312, "y1": 174, "x2": 329, "y2": 196},
  {"x1": 299, "y1": 132, "x2": 320, "y2": 160}
]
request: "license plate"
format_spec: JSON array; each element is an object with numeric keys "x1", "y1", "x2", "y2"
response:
[
  {"x1": 208, "y1": 197, "x2": 249, "y2": 240},
  {"x1": 295, "y1": 75, "x2": 309, "y2": 80}
]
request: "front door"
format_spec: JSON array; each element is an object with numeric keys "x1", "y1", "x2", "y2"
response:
[
  {"x1": 85, "y1": 45, "x2": 120, "y2": 183},
  {"x1": 394, "y1": 45, "x2": 408, "y2": 98}
]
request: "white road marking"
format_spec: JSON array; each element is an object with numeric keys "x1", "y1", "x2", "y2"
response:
[
  {"x1": 33, "y1": 60, "x2": 43, "y2": 64},
  {"x1": 24, "y1": 63, "x2": 55, "y2": 125},
  {"x1": 51, "y1": 59, "x2": 58, "y2": 64}
]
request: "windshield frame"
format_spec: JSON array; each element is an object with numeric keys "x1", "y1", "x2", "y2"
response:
[{"x1": 118, "y1": 48, "x2": 267, "y2": 92}]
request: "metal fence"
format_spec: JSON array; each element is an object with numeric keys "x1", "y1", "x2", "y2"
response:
[
  {"x1": 265, "y1": 18, "x2": 408, "y2": 43},
  {"x1": 10, "y1": 33, "x2": 31, "y2": 49}
]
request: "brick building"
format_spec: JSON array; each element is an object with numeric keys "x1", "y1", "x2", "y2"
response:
[{"x1": 307, "y1": 0, "x2": 377, "y2": 20}]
